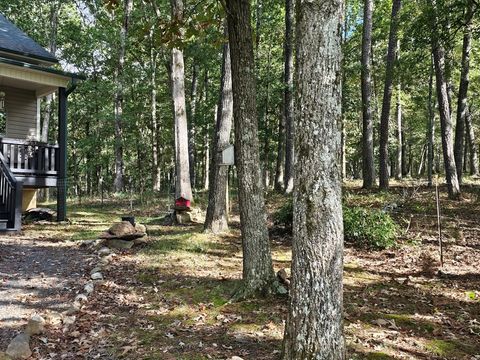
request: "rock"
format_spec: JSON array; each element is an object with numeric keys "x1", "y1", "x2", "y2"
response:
[
  {"x1": 84, "y1": 282, "x2": 94, "y2": 294},
  {"x1": 25, "y1": 315, "x2": 45, "y2": 335},
  {"x1": 229, "y1": 356, "x2": 244, "y2": 360},
  {"x1": 0, "y1": 351, "x2": 12, "y2": 360},
  {"x1": 90, "y1": 272, "x2": 103, "y2": 280},
  {"x1": 90, "y1": 266, "x2": 102, "y2": 275},
  {"x1": 133, "y1": 237, "x2": 148, "y2": 246},
  {"x1": 135, "y1": 223, "x2": 147, "y2": 235},
  {"x1": 97, "y1": 247, "x2": 111, "y2": 257},
  {"x1": 75, "y1": 294, "x2": 88, "y2": 303},
  {"x1": 63, "y1": 316, "x2": 76, "y2": 326},
  {"x1": 22, "y1": 207, "x2": 56, "y2": 223},
  {"x1": 105, "y1": 239, "x2": 134, "y2": 249},
  {"x1": 45, "y1": 312, "x2": 63, "y2": 327},
  {"x1": 109, "y1": 221, "x2": 136, "y2": 237},
  {"x1": 277, "y1": 268, "x2": 291, "y2": 287},
  {"x1": 6, "y1": 334, "x2": 31, "y2": 360},
  {"x1": 175, "y1": 211, "x2": 192, "y2": 224},
  {"x1": 65, "y1": 303, "x2": 80, "y2": 315}
]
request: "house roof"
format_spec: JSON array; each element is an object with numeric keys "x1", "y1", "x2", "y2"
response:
[{"x1": 0, "y1": 13, "x2": 58, "y2": 64}]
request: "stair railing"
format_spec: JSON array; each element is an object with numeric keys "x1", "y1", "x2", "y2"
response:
[{"x1": 0, "y1": 151, "x2": 22, "y2": 230}]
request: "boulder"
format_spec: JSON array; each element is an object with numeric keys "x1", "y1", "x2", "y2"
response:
[
  {"x1": 176, "y1": 211, "x2": 192, "y2": 225},
  {"x1": 135, "y1": 223, "x2": 147, "y2": 235},
  {"x1": 99, "y1": 221, "x2": 147, "y2": 241},
  {"x1": 105, "y1": 239, "x2": 135, "y2": 249},
  {"x1": 6, "y1": 334, "x2": 31, "y2": 360},
  {"x1": 108, "y1": 221, "x2": 135, "y2": 237},
  {"x1": 25, "y1": 315, "x2": 45, "y2": 336}
]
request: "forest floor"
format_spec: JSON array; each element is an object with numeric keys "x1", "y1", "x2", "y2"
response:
[{"x1": 2, "y1": 180, "x2": 480, "y2": 359}]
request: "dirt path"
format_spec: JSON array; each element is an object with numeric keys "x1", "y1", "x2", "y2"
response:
[{"x1": 0, "y1": 236, "x2": 90, "y2": 349}]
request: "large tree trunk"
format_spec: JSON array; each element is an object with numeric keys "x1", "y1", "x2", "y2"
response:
[
  {"x1": 283, "y1": 0, "x2": 294, "y2": 194},
  {"x1": 361, "y1": 0, "x2": 375, "y2": 189},
  {"x1": 225, "y1": 0, "x2": 275, "y2": 294},
  {"x1": 113, "y1": 0, "x2": 133, "y2": 192},
  {"x1": 454, "y1": 0, "x2": 474, "y2": 185},
  {"x1": 427, "y1": 59, "x2": 435, "y2": 187},
  {"x1": 189, "y1": 63, "x2": 198, "y2": 190},
  {"x1": 204, "y1": 32, "x2": 233, "y2": 234},
  {"x1": 431, "y1": 24, "x2": 461, "y2": 199},
  {"x1": 379, "y1": 0, "x2": 402, "y2": 190},
  {"x1": 171, "y1": 0, "x2": 193, "y2": 201},
  {"x1": 282, "y1": 0, "x2": 345, "y2": 357}
]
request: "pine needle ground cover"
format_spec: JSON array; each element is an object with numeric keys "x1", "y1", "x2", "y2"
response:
[{"x1": 23, "y1": 183, "x2": 480, "y2": 359}]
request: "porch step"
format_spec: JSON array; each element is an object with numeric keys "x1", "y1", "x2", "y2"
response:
[{"x1": 0, "y1": 219, "x2": 7, "y2": 230}]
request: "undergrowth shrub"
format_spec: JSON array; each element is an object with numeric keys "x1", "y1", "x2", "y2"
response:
[{"x1": 274, "y1": 199, "x2": 397, "y2": 249}]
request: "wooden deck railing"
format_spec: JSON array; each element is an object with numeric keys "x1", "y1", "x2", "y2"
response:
[
  {"x1": 0, "y1": 151, "x2": 22, "y2": 230},
  {"x1": 0, "y1": 138, "x2": 59, "y2": 177}
]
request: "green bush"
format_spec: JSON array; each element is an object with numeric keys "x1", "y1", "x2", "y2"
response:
[
  {"x1": 343, "y1": 206, "x2": 397, "y2": 249},
  {"x1": 274, "y1": 200, "x2": 397, "y2": 249}
]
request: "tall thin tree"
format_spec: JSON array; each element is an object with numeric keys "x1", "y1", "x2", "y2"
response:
[
  {"x1": 113, "y1": 0, "x2": 133, "y2": 192},
  {"x1": 282, "y1": 0, "x2": 345, "y2": 356},
  {"x1": 204, "y1": 30, "x2": 233, "y2": 234},
  {"x1": 454, "y1": 0, "x2": 474, "y2": 184},
  {"x1": 361, "y1": 0, "x2": 375, "y2": 189},
  {"x1": 283, "y1": 0, "x2": 294, "y2": 193},
  {"x1": 225, "y1": 0, "x2": 276, "y2": 295},
  {"x1": 430, "y1": 0, "x2": 460, "y2": 199},
  {"x1": 171, "y1": 0, "x2": 193, "y2": 201},
  {"x1": 379, "y1": 0, "x2": 402, "y2": 190}
]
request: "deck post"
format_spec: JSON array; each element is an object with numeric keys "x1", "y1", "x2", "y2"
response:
[{"x1": 57, "y1": 87, "x2": 67, "y2": 221}]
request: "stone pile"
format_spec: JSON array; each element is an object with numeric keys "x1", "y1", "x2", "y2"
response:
[{"x1": 99, "y1": 221, "x2": 147, "y2": 249}]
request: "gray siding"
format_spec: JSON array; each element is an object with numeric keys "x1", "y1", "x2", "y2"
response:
[{"x1": 0, "y1": 86, "x2": 37, "y2": 139}]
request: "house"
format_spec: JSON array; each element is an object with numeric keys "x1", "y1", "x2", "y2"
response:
[{"x1": 0, "y1": 13, "x2": 84, "y2": 231}]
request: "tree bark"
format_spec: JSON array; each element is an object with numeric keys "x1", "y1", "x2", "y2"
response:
[
  {"x1": 225, "y1": 0, "x2": 275, "y2": 294},
  {"x1": 171, "y1": 0, "x2": 193, "y2": 201},
  {"x1": 283, "y1": 0, "x2": 294, "y2": 193},
  {"x1": 431, "y1": 8, "x2": 461, "y2": 199},
  {"x1": 204, "y1": 32, "x2": 233, "y2": 234},
  {"x1": 379, "y1": 0, "x2": 402, "y2": 190},
  {"x1": 395, "y1": 81, "x2": 402, "y2": 180},
  {"x1": 202, "y1": 71, "x2": 210, "y2": 191},
  {"x1": 275, "y1": 103, "x2": 286, "y2": 191},
  {"x1": 189, "y1": 63, "x2": 199, "y2": 190},
  {"x1": 427, "y1": 59, "x2": 435, "y2": 187},
  {"x1": 150, "y1": 28, "x2": 161, "y2": 191},
  {"x1": 282, "y1": 0, "x2": 345, "y2": 357},
  {"x1": 453, "y1": 0, "x2": 474, "y2": 185},
  {"x1": 361, "y1": 0, "x2": 375, "y2": 189},
  {"x1": 113, "y1": 0, "x2": 133, "y2": 193},
  {"x1": 466, "y1": 107, "x2": 479, "y2": 176}
]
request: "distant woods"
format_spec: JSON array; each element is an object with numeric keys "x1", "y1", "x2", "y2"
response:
[{"x1": 2, "y1": 0, "x2": 478, "y2": 200}]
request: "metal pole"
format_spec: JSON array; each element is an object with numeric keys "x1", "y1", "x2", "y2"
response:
[
  {"x1": 435, "y1": 175, "x2": 443, "y2": 267},
  {"x1": 57, "y1": 87, "x2": 67, "y2": 221}
]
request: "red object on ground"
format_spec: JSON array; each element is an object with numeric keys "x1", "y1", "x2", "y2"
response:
[{"x1": 175, "y1": 197, "x2": 191, "y2": 209}]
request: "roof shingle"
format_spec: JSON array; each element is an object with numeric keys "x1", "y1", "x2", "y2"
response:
[{"x1": 0, "y1": 13, "x2": 57, "y2": 63}]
